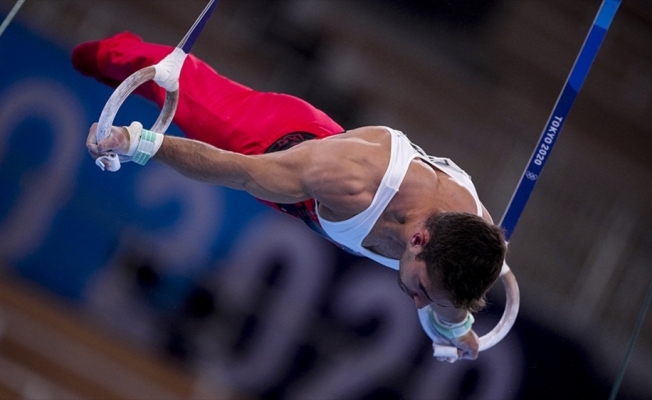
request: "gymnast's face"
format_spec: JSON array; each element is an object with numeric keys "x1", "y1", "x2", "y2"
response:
[
  {"x1": 398, "y1": 231, "x2": 453, "y2": 310},
  {"x1": 398, "y1": 246, "x2": 450, "y2": 310}
]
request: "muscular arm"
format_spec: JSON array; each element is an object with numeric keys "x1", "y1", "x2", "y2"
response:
[
  {"x1": 154, "y1": 135, "x2": 315, "y2": 204},
  {"x1": 151, "y1": 130, "x2": 384, "y2": 213},
  {"x1": 88, "y1": 122, "x2": 385, "y2": 212},
  {"x1": 430, "y1": 299, "x2": 480, "y2": 360}
]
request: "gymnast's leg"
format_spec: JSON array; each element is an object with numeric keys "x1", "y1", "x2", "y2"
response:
[
  {"x1": 72, "y1": 31, "x2": 342, "y2": 223},
  {"x1": 71, "y1": 31, "x2": 344, "y2": 155}
]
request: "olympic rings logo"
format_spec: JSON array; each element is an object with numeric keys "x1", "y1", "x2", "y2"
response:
[{"x1": 525, "y1": 171, "x2": 538, "y2": 181}]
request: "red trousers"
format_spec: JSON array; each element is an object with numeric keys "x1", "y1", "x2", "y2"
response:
[{"x1": 72, "y1": 32, "x2": 344, "y2": 227}]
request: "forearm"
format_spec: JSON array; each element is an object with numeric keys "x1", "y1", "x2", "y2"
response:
[
  {"x1": 428, "y1": 304, "x2": 475, "y2": 348},
  {"x1": 441, "y1": 309, "x2": 470, "y2": 325},
  {"x1": 153, "y1": 135, "x2": 311, "y2": 203},
  {"x1": 154, "y1": 135, "x2": 250, "y2": 189},
  {"x1": 431, "y1": 303, "x2": 469, "y2": 325}
]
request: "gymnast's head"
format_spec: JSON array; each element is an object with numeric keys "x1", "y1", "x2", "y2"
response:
[{"x1": 398, "y1": 212, "x2": 507, "y2": 312}]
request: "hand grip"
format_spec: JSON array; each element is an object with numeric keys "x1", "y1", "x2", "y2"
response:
[
  {"x1": 419, "y1": 264, "x2": 520, "y2": 361},
  {"x1": 95, "y1": 66, "x2": 179, "y2": 171}
]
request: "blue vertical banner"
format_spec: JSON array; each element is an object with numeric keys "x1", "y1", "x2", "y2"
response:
[{"x1": 499, "y1": 0, "x2": 621, "y2": 240}]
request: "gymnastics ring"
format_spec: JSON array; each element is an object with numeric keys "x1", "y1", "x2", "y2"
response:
[
  {"x1": 95, "y1": 0, "x2": 218, "y2": 171},
  {"x1": 484, "y1": 267, "x2": 520, "y2": 350},
  {"x1": 96, "y1": 67, "x2": 179, "y2": 171},
  {"x1": 421, "y1": 0, "x2": 621, "y2": 361},
  {"x1": 418, "y1": 262, "x2": 520, "y2": 361}
]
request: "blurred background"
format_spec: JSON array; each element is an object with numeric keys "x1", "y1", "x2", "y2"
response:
[{"x1": 0, "y1": 0, "x2": 651, "y2": 398}]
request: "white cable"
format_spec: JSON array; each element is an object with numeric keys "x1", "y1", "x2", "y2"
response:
[{"x1": 0, "y1": 0, "x2": 26, "y2": 39}]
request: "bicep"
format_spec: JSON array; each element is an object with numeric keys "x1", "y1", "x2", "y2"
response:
[
  {"x1": 248, "y1": 140, "x2": 370, "y2": 214},
  {"x1": 156, "y1": 135, "x2": 312, "y2": 204},
  {"x1": 158, "y1": 135, "x2": 367, "y2": 209},
  {"x1": 240, "y1": 145, "x2": 319, "y2": 204}
]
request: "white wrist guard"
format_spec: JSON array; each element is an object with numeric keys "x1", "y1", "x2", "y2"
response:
[
  {"x1": 418, "y1": 306, "x2": 474, "y2": 341},
  {"x1": 123, "y1": 121, "x2": 164, "y2": 165}
]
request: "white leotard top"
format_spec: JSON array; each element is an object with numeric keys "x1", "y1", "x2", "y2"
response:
[{"x1": 316, "y1": 127, "x2": 483, "y2": 270}]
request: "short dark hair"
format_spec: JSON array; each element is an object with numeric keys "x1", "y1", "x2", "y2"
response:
[{"x1": 416, "y1": 212, "x2": 506, "y2": 312}]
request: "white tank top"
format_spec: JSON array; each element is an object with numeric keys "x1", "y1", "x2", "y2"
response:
[{"x1": 316, "y1": 127, "x2": 483, "y2": 270}]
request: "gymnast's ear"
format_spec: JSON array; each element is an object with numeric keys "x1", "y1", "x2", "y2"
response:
[{"x1": 410, "y1": 229, "x2": 430, "y2": 249}]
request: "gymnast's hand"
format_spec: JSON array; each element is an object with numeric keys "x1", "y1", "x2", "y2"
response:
[
  {"x1": 86, "y1": 122, "x2": 129, "y2": 160},
  {"x1": 447, "y1": 330, "x2": 480, "y2": 361},
  {"x1": 430, "y1": 328, "x2": 480, "y2": 362},
  {"x1": 86, "y1": 122, "x2": 140, "y2": 171}
]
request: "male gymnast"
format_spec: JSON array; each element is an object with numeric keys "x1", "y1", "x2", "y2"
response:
[{"x1": 73, "y1": 32, "x2": 507, "y2": 360}]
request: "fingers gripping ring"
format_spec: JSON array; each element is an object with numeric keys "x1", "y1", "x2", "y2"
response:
[
  {"x1": 96, "y1": 66, "x2": 179, "y2": 171},
  {"x1": 94, "y1": 0, "x2": 218, "y2": 171},
  {"x1": 419, "y1": 263, "x2": 520, "y2": 361}
]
